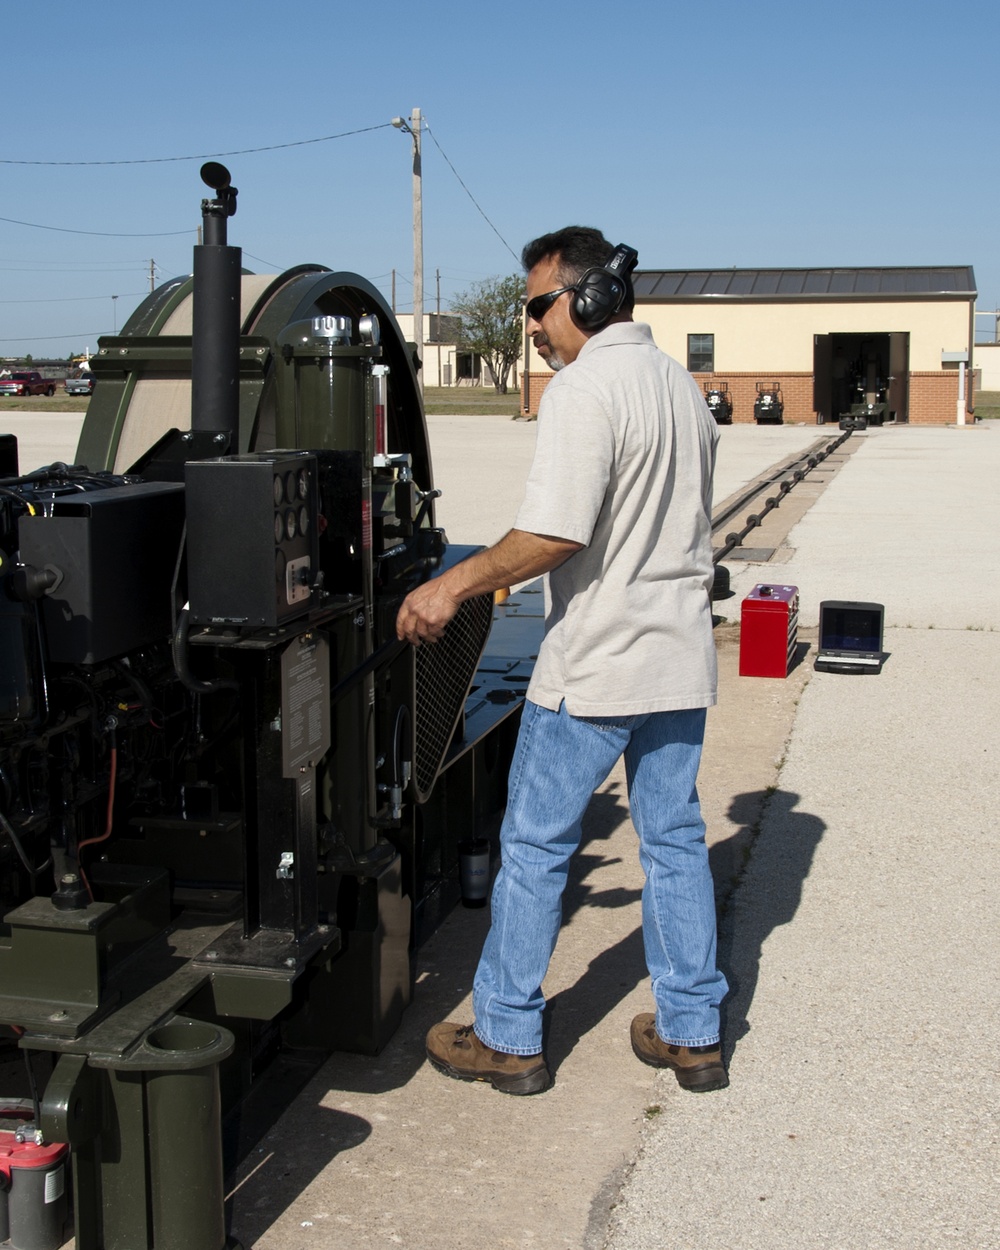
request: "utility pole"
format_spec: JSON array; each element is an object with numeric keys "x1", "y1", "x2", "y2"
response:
[
  {"x1": 412, "y1": 107, "x2": 423, "y2": 393},
  {"x1": 392, "y1": 109, "x2": 424, "y2": 392},
  {"x1": 392, "y1": 269, "x2": 396, "y2": 313},
  {"x1": 436, "y1": 267, "x2": 441, "y2": 387},
  {"x1": 149, "y1": 259, "x2": 156, "y2": 292}
]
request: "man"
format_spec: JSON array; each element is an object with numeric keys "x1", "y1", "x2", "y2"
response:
[{"x1": 396, "y1": 227, "x2": 728, "y2": 1095}]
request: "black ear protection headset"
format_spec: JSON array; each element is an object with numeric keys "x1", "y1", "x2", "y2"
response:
[{"x1": 570, "y1": 243, "x2": 639, "y2": 331}]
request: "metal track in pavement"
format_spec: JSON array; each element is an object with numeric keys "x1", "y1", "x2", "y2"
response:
[{"x1": 711, "y1": 428, "x2": 854, "y2": 564}]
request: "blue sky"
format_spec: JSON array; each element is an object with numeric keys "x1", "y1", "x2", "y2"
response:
[{"x1": 2, "y1": 0, "x2": 997, "y2": 356}]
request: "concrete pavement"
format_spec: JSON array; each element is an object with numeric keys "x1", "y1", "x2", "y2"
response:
[
  {"x1": 7, "y1": 410, "x2": 994, "y2": 1248},
  {"x1": 427, "y1": 415, "x2": 826, "y2": 549},
  {"x1": 603, "y1": 423, "x2": 1000, "y2": 1249},
  {"x1": 231, "y1": 419, "x2": 1000, "y2": 1250},
  {"x1": 0, "y1": 413, "x2": 83, "y2": 472}
]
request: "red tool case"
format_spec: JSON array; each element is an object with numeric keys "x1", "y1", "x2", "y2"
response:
[{"x1": 739, "y1": 583, "x2": 799, "y2": 678}]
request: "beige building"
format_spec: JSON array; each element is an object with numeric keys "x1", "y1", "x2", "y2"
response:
[
  {"x1": 974, "y1": 341, "x2": 1000, "y2": 392},
  {"x1": 522, "y1": 266, "x2": 977, "y2": 425},
  {"x1": 394, "y1": 312, "x2": 518, "y2": 389}
]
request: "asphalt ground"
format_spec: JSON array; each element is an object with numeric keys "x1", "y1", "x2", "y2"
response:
[{"x1": 6, "y1": 414, "x2": 995, "y2": 1249}]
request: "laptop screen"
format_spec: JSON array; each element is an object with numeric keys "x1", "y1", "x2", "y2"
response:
[{"x1": 820, "y1": 606, "x2": 882, "y2": 653}]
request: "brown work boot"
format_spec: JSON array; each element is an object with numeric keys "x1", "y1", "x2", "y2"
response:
[
  {"x1": 630, "y1": 1013, "x2": 728, "y2": 1092},
  {"x1": 425, "y1": 1022, "x2": 550, "y2": 1095}
]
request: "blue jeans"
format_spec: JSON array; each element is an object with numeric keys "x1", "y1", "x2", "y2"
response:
[{"x1": 473, "y1": 700, "x2": 727, "y2": 1055}]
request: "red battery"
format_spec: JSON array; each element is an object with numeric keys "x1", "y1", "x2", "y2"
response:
[
  {"x1": 739, "y1": 583, "x2": 799, "y2": 678},
  {"x1": 0, "y1": 1131, "x2": 69, "y2": 1250}
]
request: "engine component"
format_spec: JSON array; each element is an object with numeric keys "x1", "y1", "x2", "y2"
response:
[
  {"x1": 0, "y1": 1132, "x2": 69, "y2": 1250},
  {"x1": 0, "y1": 164, "x2": 539, "y2": 1250},
  {"x1": 186, "y1": 453, "x2": 320, "y2": 626},
  {"x1": 18, "y1": 482, "x2": 185, "y2": 663}
]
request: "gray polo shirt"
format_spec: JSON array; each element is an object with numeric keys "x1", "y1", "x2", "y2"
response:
[{"x1": 514, "y1": 321, "x2": 719, "y2": 715}]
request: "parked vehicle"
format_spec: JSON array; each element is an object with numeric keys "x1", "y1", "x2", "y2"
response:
[
  {"x1": 65, "y1": 373, "x2": 96, "y2": 396},
  {"x1": 754, "y1": 381, "x2": 784, "y2": 425},
  {"x1": 842, "y1": 374, "x2": 889, "y2": 428},
  {"x1": 703, "y1": 381, "x2": 733, "y2": 425},
  {"x1": 0, "y1": 371, "x2": 56, "y2": 398}
]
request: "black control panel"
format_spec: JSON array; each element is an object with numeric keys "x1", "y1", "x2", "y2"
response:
[{"x1": 186, "y1": 452, "x2": 319, "y2": 627}]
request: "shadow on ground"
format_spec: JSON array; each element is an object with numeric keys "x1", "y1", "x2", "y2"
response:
[
  {"x1": 227, "y1": 784, "x2": 825, "y2": 1246},
  {"x1": 226, "y1": 1103, "x2": 371, "y2": 1247},
  {"x1": 297, "y1": 783, "x2": 644, "y2": 1087},
  {"x1": 227, "y1": 781, "x2": 646, "y2": 1244},
  {"x1": 714, "y1": 788, "x2": 825, "y2": 1060}
]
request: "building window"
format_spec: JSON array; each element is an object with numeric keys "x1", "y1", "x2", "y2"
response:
[
  {"x1": 428, "y1": 313, "x2": 461, "y2": 343},
  {"x1": 687, "y1": 334, "x2": 714, "y2": 373}
]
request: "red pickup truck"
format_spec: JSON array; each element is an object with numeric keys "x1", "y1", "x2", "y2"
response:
[{"x1": 0, "y1": 371, "x2": 57, "y2": 398}]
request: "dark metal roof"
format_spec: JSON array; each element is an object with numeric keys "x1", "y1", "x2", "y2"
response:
[{"x1": 633, "y1": 266, "x2": 977, "y2": 301}]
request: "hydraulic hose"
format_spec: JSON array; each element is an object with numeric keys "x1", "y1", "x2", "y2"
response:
[{"x1": 171, "y1": 608, "x2": 239, "y2": 695}]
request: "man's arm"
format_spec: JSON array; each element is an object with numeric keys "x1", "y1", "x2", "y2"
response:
[{"x1": 395, "y1": 528, "x2": 582, "y2": 645}]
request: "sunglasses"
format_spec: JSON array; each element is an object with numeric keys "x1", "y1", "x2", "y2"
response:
[{"x1": 525, "y1": 285, "x2": 576, "y2": 323}]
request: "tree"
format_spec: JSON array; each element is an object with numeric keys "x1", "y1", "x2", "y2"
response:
[{"x1": 452, "y1": 274, "x2": 526, "y2": 395}]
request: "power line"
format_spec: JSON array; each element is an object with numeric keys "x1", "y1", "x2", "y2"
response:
[
  {"x1": 0, "y1": 331, "x2": 106, "y2": 343},
  {"x1": 0, "y1": 124, "x2": 395, "y2": 167},
  {"x1": 0, "y1": 291, "x2": 147, "y2": 305},
  {"x1": 0, "y1": 256, "x2": 155, "y2": 265},
  {"x1": 0, "y1": 266, "x2": 151, "y2": 275},
  {"x1": 242, "y1": 250, "x2": 285, "y2": 271},
  {"x1": 422, "y1": 121, "x2": 519, "y2": 264},
  {"x1": 0, "y1": 121, "x2": 520, "y2": 262},
  {"x1": 0, "y1": 214, "x2": 191, "y2": 238}
]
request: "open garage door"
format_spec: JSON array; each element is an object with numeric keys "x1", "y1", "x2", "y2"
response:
[
  {"x1": 888, "y1": 332, "x2": 909, "y2": 422},
  {"x1": 814, "y1": 332, "x2": 910, "y2": 425},
  {"x1": 813, "y1": 334, "x2": 833, "y2": 423}
]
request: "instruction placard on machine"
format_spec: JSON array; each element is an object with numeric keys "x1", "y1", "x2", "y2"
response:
[{"x1": 281, "y1": 634, "x2": 332, "y2": 776}]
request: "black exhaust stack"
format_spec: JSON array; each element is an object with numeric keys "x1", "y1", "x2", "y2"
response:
[{"x1": 192, "y1": 162, "x2": 241, "y2": 442}]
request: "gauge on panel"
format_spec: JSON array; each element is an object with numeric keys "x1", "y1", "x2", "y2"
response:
[{"x1": 359, "y1": 314, "x2": 381, "y2": 346}]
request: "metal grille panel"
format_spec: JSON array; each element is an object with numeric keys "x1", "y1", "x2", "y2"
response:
[{"x1": 412, "y1": 592, "x2": 494, "y2": 801}]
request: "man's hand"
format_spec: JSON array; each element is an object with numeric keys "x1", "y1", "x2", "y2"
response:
[
  {"x1": 395, "y1": 529, "x2": 582, "y2": 646},
  {"x1": 396, "y1": 577, "x2": 462, "y2": 646}
]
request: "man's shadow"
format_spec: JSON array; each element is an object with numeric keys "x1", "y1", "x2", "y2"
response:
[
  {"x1": 713, "y1": 789, "x2": 826, "y2": 1058},
  {"x1": 541, "y1": 783, "x2": 646, "y2": 1071},
  {"x1": 300, "y1": 785, "x2": 822, "y2": 1097}
]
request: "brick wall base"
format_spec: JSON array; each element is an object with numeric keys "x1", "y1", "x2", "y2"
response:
[
  {"x1": 523, "y1": 368, "x2": 965, "y2": 424},
  {"x1": 520, "y1": 371, "x2": 549, "y2": 417},
  {"x1": 908, "y1": 372, "x2": 962, "y2": 424},
  {"x1": 689, "y1": 373, "x2": 815, "y2": 424}
]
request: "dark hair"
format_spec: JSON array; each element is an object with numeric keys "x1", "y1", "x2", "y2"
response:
[{"x1": 522, "y1": 226, "x2": 634, "y2": 312}]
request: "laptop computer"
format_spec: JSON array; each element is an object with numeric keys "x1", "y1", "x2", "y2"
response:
[{"x1": 814, "y1": 600, "x2": 884, "y2": 674}]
